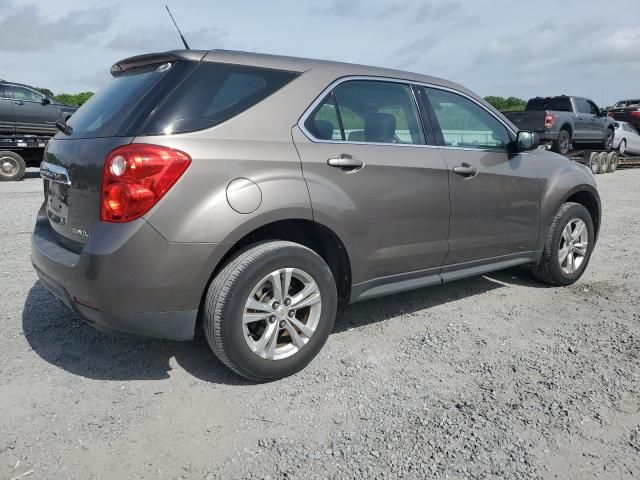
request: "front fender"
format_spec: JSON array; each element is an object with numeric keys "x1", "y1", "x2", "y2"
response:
[{"x1": 533, "y1": 150, "x2": 600, "y2": 251}]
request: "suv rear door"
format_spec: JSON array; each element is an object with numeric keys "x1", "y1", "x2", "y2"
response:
[
  {"x1": 0, "y1": 84, "x2": 15, "y2": 134},
  {"x1": 293, "y1": 79, "x2": 450, "y2": 290},
  {"x1": 419, "y1": 86, "x2": 540, "y2": 276},
  {"x1": 9, "y1": 85, "x2": 58, "y2": 134}
]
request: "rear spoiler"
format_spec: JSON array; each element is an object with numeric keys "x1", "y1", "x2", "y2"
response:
[{"x1": 110, "y1": 50, "x2": 208, "y2": 76}]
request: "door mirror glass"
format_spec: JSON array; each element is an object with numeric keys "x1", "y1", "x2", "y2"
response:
[{"x1": 516, "y1": 131, "x2": 539, "y2": 151}]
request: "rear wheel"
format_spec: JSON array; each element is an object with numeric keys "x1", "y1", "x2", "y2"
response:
[
  {"x1": 554, "y1": 129, "x2": 571, "y2": 155},
  {"x1": 0, "y1": 151, "x2": 26, "y2": 181},
  {"x1": 203, "y1": 241, "x2": 338, "y2": 381},
  {"x1": 532, "y1": 202, "x2": 594, "y2": 286}
]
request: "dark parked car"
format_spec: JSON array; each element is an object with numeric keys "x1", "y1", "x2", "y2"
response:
[
  {"x1": 607, "y1": 99, "x2": 640, "y2": 131},
  {"x1": 32, "y1": 50, "x2": 600, "y2": 381},
  {"x1": 0, "y1": 80, "x2": 77, "y2": 136},
  {"x1": 504, "y1": 96, "x2": 615, "y2": 155}
]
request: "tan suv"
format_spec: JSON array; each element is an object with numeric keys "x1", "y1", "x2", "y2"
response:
[{"x1": 32, "y1": 49, "x2": 600, "y2": 380}]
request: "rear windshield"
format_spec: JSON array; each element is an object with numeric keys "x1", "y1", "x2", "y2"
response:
[
  {"x1": 65, "y1": 61, "x2": 297, "y2": 139},
  {"x1": 614, "y1": 99, "x2": 640, "y2": 108},
  {"x1": 525, "y1": 97, "x2": 573, "y2": 112},
  {"x1": 140, "y1": 62, "x2": 297, "y2": 135},
  {"x1": 65, "y1": 62, "x2": 186, "y2": 139}
]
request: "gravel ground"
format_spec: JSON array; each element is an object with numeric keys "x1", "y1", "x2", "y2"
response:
[{"x1": 1, "y1": 168, "x2": 639, "y2": 480}]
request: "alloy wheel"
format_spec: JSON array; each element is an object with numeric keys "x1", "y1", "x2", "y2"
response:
[
  {"x1": 242, "y1": 268, "x2": 322, "y2": 360},
  {"x1": 558, "y1": 218, "x2": 589, "y2": 274}
]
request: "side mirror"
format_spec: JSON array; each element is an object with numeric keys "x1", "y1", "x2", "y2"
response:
[
  {"x1": 515, "y1": 131, "x2": 539, "y2": 152},
  {"x1": 41, "y1": 96, "x2": 51, "y2": 105}
]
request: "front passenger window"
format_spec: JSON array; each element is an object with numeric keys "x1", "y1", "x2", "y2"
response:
[
  {"x1": 424, "y1": 88, "x2": 511, "y2": 150},
  {"x1": 11, "y1": 86, "x2": 43, "y2": 103}
]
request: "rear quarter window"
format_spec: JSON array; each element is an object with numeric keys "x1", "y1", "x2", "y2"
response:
[
  {"x1": 525, "y1": 98, "x2": 573, "y2": 112},
  {"x1": 141, "y1": 63, "x2": 298, "y2": 135}
]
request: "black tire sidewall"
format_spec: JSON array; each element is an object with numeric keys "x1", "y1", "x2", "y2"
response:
[
  {"x1": 603, "y1": 129, "x2": 614, "y2": 151},
  {"x1": 215, "y1": 244, "x2": 337, "y2": 380},
  {"x1": 548, "y1": 204, "x2": 595, "y2": 285},
  {"x1": 0, "y1": 151, "x2": 26, "y2": 181},
  {"x1": 556, "y1": 130, "x2": 571, "y2": 155}
]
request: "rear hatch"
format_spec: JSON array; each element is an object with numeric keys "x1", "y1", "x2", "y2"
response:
[
  {"x1": 42, "y1": 57, "x2": 197, "y2": 251},
  {"x1": 503, "y1": 110, "x2": 546, "y2": 131}
]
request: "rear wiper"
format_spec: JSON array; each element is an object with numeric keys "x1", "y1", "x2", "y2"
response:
[{"x1": 55, "y1": 120, "x2": 73, "y2": 136}]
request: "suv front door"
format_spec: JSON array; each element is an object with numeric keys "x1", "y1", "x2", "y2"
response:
[
  {"x1": 293, "y1": 79, "x2": 450, "y2": 292},
  {"x1": 9, "y1": 85, "x2": 58, "y2": 135},
  {"x1": 420, "y1": 87, "x2": 540, "y2": 278},
  {"x1": 0, "y1": 84, "x2": 15, "y2": 134}
]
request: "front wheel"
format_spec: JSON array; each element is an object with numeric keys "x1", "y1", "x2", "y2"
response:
[
  {"x1": 532, "y1": 202, "x2": 595, "y2": 286},
  {"x1": 618, "y1": 139, "x2": 626, "y2": 155},
  {"x1": 203, "y1": 241, "x2": 338, "y2": 381},
  {"x1": 602, "y1": 128, "x2": 614, "y2": 151}
]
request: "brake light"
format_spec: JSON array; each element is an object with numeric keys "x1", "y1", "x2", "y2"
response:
[
  {"x1": 544, "y1": 114, "x2": 555, "y2": 129},
  {"x1": 631, "y1": 111, "x2": 640, "y2": 118},
  {"x1": 101, "y1": 144, "x2": 191, "y2": 222},
  {"x1": 607, "y1": 112, "x2": 615, "y2": 117}
]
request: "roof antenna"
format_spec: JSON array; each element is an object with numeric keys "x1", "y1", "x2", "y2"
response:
[{"x1": 165, "y1": 5, "x2": 190, "y2": 50}]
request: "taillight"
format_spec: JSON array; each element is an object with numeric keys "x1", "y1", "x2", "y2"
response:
[
  {"x1": 101, "y1": 144, "x2": 191, "y2": 222},
  {"x1": 607, "y1": 112, "x2": 615, "y2": 117},
  {"x1": 544, "y1": 114, "x2": 555, "y2": 129},
  {"x1": 631, "y1": 110, "x2": 640, "y2": 118}
]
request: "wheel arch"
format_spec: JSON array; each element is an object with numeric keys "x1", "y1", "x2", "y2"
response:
[
  {"x1": 559, "y1": 123, "x2": 573, "y2": 136},
  {"x1": 564, "y1": 188, "x2": 601, "y2": 241},
  {"x1": 203, "y1": 218, "x2": 353, "y2": 309}
]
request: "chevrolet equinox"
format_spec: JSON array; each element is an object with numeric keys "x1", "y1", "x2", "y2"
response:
[{"x1": 32, "y1": 50, "x2": 601, "y2": 380}]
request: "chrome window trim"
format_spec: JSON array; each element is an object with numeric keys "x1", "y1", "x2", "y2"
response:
[{"x1": 297, "y1": 75, "x2": 517, "y2": 152}]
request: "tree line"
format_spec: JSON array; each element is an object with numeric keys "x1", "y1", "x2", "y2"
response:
[{"x1": 35, "y1": 88, "x2": 94, "y2": 107}]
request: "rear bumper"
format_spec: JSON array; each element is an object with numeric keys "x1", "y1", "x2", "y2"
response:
[{"x1": 31, "y1": 205, "x2": 228, "y2": 341}]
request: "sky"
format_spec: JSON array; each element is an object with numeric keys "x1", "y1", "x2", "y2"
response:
[{"x1": 1, "y1": 0, "x2": 639, "y2": 106}]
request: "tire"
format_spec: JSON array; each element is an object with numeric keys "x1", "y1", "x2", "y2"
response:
[
  {"x1": 203, "y1": 241, "x2": 338, "y2": 381},
  {"x1": 618, "y1": 139, "x2": 626, "y2": 155},
  {"x1": 609, "y1": 152, "x2": 618, "y2": 172},
  {"x1": 532, "y1": 202, "x2": 595, "y2": 286},
  {"x1": 602, "y1": 128, "x2": 614, "y2": 151},
  {"x1": 589, "y1": 152, "x2": 601, "y2": 175},
  {"x1": 553, "y1": 129, "x2": 571, "y2": 155},
  {"x1": 601, "y1": 151, "x2": 611, "y2": 173},
  {"x1": 0, "y1": 151, "x2": 26, "y2": 181}
]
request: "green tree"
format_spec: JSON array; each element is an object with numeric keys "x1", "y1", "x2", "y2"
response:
[
  {"x1": 484, "y1": 96, "x2": 526, "y2": 112},
  {"x1": 34, "y1": 88, "x2": 94, "y2": 106}
]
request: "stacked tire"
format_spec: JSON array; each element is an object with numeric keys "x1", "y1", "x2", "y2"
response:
[{"x1": 589, "y1": 151, "x2": 618, "y2": 174}]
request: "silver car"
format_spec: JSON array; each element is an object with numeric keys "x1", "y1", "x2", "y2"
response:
[
  {"x1": 613, "y1": 121, "x2": 640, "y2": 155},
  {"x1": 32, "y1": 49, "x2": 601, "y2": 380}
]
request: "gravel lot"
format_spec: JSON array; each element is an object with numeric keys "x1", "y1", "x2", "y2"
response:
[{"x1": 1, "y1": 167, "x2": 639, "y2": 480}]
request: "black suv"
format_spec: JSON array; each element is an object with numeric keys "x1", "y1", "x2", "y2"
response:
[{"x1": 0, "y1": 80, "x2": 77, "y2": 136}]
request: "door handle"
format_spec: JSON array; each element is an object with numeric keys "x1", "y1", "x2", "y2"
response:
[
  {"x1": 327, "y1": 155, "x2": 364, "y2": 171},
  {"x1": 453, "y1": 164, "x2": 478, "y2": 178}
]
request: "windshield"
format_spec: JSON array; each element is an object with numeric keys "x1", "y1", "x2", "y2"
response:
[
  {"x1": 614, "y1": 99, "x2": 640, "y2": 108},
  {"x1": 525, "y1": 97, "x2": 573, "y2": 112},
  {"x1": 64, "y1": 62, "x2": 186, "y2": 139}
]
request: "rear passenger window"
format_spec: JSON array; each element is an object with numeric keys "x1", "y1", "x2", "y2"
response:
[
  {"x1": 142, "y1": 62, "x2": 298, "y2": 135},
  {"x1": 424, "y1": 87, "x2": 511, "y2": 150},
  {"x1": 304, "y1": 94, "x2": 343, "y2": 140},
  {"x1": 304, "y1": 80, "x2": 425, "y2": 145}
]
